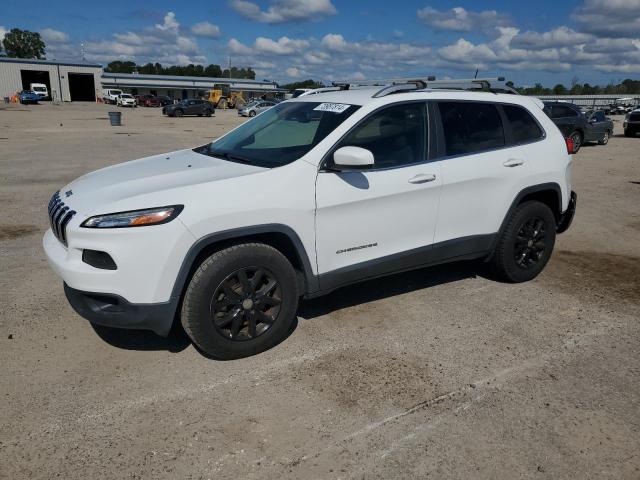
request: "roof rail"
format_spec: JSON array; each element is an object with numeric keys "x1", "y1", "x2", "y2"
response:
[{"x1": 423, "y1": 77, "x2": 518, "y2": 95}]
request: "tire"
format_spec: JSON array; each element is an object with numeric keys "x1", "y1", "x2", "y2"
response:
[
  {"x1": 489, "y1": 201, "x2": 556, "y2": 283},
  {"x1": 205, "y1": 109, "x2": 212, "y2": 117},
  {"x1": 181, "y1": 243, "x2": 299, "y2": 359},
  {"x1": 249, "y1": 110, "x2": 256, "y2": 117},
  {"x1": 175, "y1": 109, "x2": 183, "y2": 117},
  {"x1": 569, "y1": 130, "x2": 583, "y2": 153},
  {"x1": 624, "y1": 129, "x2": 635, "y2": 137},
  {"x1": 598, "y1": 130, "x2": 610, "y2": 145}
]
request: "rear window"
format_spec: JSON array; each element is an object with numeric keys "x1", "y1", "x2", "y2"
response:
[
  {"x1": 503, "y1": 105, "x2": 544, "y2": 144},
  {"x1": 438, "y1": 102, "x2": 505, "y2": 156},
  {"x1": 551, "y1": 105, "x2": 577, "y2": 118}
]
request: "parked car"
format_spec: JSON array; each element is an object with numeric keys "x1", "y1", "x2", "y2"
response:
[
  {"x1": 624, "y1": 109, "x2": 640, "y2": 137},
  {"x1": 542, "y1": 102, "x2": 612, "y2": 152},
  {"x1": 18, "y1": 90, "x2": 40, "y2": 104},
  {"x1": 116, "y1": 94, "x2": 137, "y2": 108},
  {"x1": 102, "y1": 89, "x2": 123, "y2": 105},
  {"x1": 44, "y1": 86, "x2": 576, "y2": 359},
  {"x1": 135, "y1": 94, "x2": 161, "y2": 107},
  {"x1": 238, "y1": 100, "x2": 276, "y2": 117},
  {"x1": 162, "y1": 99, "x2": 214, "y2": 117},
  {"x1": 156, "y1": 95, "x2": 174, "y2": 107},
  {"x1": 29, "y1": 83, "x2": 49, "y2": 100}
]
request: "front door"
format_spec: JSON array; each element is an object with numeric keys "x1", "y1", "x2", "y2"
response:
[{"x1": 315, "y1": 102, "x2": 441, "y2": 287}]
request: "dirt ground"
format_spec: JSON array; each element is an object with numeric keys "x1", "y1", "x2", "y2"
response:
[{"x1": 1, "y1": 102, "x2": 639, "y2": 479}]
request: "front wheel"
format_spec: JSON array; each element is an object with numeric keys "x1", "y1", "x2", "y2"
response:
[
  {"x1": 598, "y1": 131, "x2": 610, "y2": 145},
  {"x1": 249, "y1": 110, "x2": 256, "y2": 117},
  {"x1": 489, "y1": 201, "x2": 556, "y2": 283},
  {"x1": 181, "y1": 243, "x2": 299, "y2": 359},
  {"x1": 174, "y1": 109, "x2": 183, "y2": 117}
]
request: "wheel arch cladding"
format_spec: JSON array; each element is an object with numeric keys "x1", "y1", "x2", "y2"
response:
[{"x1": 170, "y1": 225, "x2": 318, "y2": 303}]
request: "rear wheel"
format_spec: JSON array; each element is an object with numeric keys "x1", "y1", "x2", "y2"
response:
[
  {"x1": 569, "y1": 130, "x2": 583, "y2": 153},
  {"x1": 205, "y1": 109, "x2": 212, "y2": 117},
  {"x1": 249, "y1": 110, "x2": 256, "y2": 117},
  {"x1": 181, "y1": 243, "x2": 299, "y2": 359},
  {"x1": 489, "y1": 201, "x2": 556, "y2": 283}
]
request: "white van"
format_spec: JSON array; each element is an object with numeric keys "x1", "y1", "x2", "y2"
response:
[
  {"x1": 30, "y1": 83, "x2": 49, "y2": 100},
  {"x1": 102, "y1": 89, "x2": 123, "y2": 105}
]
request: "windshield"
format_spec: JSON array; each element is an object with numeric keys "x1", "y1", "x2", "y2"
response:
[
  {"x1": 33, "y1": 86, "x2": 46, "y2": 92},
  {"x1": 196, "y1": 101, "x2": 359, "y2": 168},
  {"x1": 121, "y1": 94, "x2": 133, "y2": 98}
]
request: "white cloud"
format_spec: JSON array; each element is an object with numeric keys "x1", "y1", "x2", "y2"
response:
[
  {"x1": 228, "y1": 38, "x2": 254, "y2": 55},
  {"x1": 40, "y1": 28, "x2": 69, "y2": 43},
  {"x1": 511, "y1": 26, "x2": 592, "y2": 49},
  {"x1": 155, "y1": 12, "x2": 179, "y2": 32},
  {"x1": 573, "y1": 0, "x2": 640, "y2": 38},
  {"x1": 417, "y1": 6, "x2": 511, "y2": 33},
  {"x1": 190, "y1": 22, "x2": 221, "y2": 38},
  {"x1": 228, "y1": 36, "x2": 310, "y2": 56},
  {"x1": 286, "y1": 67, "x2": 301, "y2": 77},
  {"x1": 230, "y1": 0, "x2": 336, "y2": 23},
  {"x1": 0, "y1": 26, "x2": 7, "y2": 41},
  {"x1": 81, "y1": 11, "x2": 205, "y2": 65}
]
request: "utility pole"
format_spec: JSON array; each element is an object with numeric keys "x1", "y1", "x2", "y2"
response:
[{"x1": 228, "y1": 56, "x2": 232, "y2": 79}]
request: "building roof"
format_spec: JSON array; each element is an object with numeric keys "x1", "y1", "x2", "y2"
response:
[
  {"x1": 0, "y1": 57, "x2": 102, "y2": 68},
  {"x1": 101, "y1": 72, "x2": 277, "y2": 86}
]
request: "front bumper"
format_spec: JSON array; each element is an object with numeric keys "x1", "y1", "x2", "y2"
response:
[
  {"x1": 64, "y1": 284, "x2": 177, "y2": 336},
  {"x1": 557, "y1": 191, "x2": 577, "y2": 233}
]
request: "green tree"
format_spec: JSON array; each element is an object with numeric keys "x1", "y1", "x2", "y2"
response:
[
  {"x1": 2, "y1": 28, "x2": 46, "y2": 59},
  {"x1": 105, "y1": 61, "x2": 137, "y2": 73},
  {"x1": 552, "y1": 84, "x2": 568, "y2": 95}
]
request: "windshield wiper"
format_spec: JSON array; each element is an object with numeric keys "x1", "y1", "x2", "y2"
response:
[{"x1": 209, "y1": 150, "x2": 254, "y2": 165}]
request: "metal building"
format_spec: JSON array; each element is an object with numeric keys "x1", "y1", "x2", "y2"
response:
[
  {"x1": 0, "y1": 57, "x2": 103, "y2": 102},
  {"x1": 101, "y1": 72, "x2": 285, "y2": 101}
]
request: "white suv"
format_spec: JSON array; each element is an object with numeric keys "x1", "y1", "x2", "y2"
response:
[{"x1": 44, "y1": 83, "x2": 577, "y2": 359}]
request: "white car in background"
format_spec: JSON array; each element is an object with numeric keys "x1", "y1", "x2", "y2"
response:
[
  {"x1": 116, "y1": 94, "x2": 137, "y2": 108},
  {"x1": 102, "y1": 89, "x2": 123, "y2": 104},
  {"x1": 30, "y1": 83, "x2": 49, "y2": 100}
]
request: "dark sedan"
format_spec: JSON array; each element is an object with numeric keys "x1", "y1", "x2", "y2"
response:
[
  {"x1": 543, "y1": 102, "x2": 613, "y2": 152},
  {"x1": 162, "y1": 99, "x2": 215, "y2": 117},
  {"x1": 156, "y1": 95, "x2": 174, "y2": 107}
]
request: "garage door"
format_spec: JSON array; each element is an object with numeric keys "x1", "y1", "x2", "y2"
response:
[{"x1": 68, "y1": 73, "x2": 96, "y2": 101}]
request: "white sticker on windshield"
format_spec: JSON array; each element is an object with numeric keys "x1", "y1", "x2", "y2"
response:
[{"x1": 313, "y1": 103, "x2": 350, "y2": 113}]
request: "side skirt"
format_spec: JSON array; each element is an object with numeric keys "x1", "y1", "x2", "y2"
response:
[{"x1": 310, "y1": 234, "x2": 496, "y2": 298}]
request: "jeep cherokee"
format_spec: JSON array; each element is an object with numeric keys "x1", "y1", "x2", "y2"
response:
[{"x1": 44, "y1": 83, "x2": 577, "y2": 359}]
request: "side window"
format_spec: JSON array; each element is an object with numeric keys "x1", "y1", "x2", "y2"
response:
[
  {"x1": 595, "y1": 111, "x2": 605, "y2": 122},
  {"x1": 552, "y1": 105, "x2": 577, "y2": 118},
  {"x1": 337, "y1": 102, "x2": 426, "y2": 168},
  {"x1": 438, "y1": 102, "x2": 505, "y2": 156},
  {"x1": 503, "y1": 104, "x2": 544, "y2": 144}
]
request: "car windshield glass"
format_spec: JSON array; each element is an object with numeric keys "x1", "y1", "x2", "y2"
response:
[
  {"x1": 196, "y1": 101, "x2": 360, "y2": 168},
  {"x1": 33, "y1": 87, "x2": 46, "y2": 91}
]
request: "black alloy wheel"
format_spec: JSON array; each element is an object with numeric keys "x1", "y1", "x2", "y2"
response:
[
  {"x1": 210, "y1": 266, "x2": 282, "y2": 341},
  {"x1": 514, "y1": 217, "x2": 548, "y2": 270}
]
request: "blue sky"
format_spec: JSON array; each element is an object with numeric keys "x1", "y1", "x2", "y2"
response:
[{"x1": 1, "y1": 0, "x2": 639, "y2": 86}]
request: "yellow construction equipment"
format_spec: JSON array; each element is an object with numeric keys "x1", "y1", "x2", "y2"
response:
[{"x1": 205, "y1": 87, "x2": 246, "y2": 109}]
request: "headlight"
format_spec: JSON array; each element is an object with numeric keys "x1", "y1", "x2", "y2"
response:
[{"x1": 81, "y1": 205, "x2": 183, "y2": 228}]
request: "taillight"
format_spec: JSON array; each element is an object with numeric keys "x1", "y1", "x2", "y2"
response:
[{"x1": 565, "y1": 137, "x2": 574, "y2": 154}]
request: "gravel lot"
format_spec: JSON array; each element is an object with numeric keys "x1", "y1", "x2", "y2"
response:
[{"x1": 1, "y1": 102, "x2": 639, "y2": 479}]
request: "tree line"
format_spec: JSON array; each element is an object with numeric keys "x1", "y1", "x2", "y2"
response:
[
  {"x1": 105, "y1": 61, "x2": 256, "y2": 80},
  {"x1": 508, "y1": 79, "x2": 640, "y2": 95}
]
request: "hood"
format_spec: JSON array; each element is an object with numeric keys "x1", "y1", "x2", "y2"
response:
[{"x1": 61, "y1": 148, "x2": 266, "y2": 215}]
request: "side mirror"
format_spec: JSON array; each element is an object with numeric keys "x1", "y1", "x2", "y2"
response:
[{"x1": 332, "y1": 146, "x2": 374, "y2": 170}]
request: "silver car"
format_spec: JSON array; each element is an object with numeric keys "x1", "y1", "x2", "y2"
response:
[{"x1": 238, "y1": 100, "x2": 276, "y2": 117}]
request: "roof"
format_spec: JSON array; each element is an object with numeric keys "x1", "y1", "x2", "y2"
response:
[
  {"x1": 0, "y1": 57, "x2": 102, "y2": 68},
  {"x1": 101, "y1": 72, "x2": 277, "y2": 86},
  {"x1": 291, "y1": 87, "x2": 539, "y2": 108}
]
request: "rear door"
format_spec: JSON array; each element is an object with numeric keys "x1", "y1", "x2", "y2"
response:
[
  {"x1": 433, "y1": 101, "x2": 533, "y2": 245},
  {"x1": 588, "y1": 111, "x2": 607, "y2": 140}
]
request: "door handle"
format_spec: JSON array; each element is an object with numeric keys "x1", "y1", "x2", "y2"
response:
[
  {"x1": 503, "y1": 158, "x2": 524, "y2": 167},
  {"x1": 408, "y1": 173, "x2": 437, "y2": 184}
]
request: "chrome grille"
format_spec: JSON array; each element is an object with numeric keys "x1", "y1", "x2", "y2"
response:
[{"x1": 48, "y1": 191, "x2": 76, "y2": 246}]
